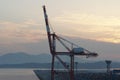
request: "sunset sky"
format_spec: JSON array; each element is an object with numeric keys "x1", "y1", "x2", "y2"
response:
[{"x1": 0, "y1": 0, "x2": 120, "y2": 61}]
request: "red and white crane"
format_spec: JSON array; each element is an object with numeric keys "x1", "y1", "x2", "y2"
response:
[{"x1": 42, "y1": 5, "x2": 98, "y2": 80}]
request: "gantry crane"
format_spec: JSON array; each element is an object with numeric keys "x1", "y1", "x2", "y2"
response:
[{"x1": 42, "y1": 5, "x2": 98, "y2": 80}]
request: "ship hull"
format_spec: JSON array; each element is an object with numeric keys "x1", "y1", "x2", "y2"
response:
[{"x1": 33, "y1": 69, "x2": 120, "y2": 80}]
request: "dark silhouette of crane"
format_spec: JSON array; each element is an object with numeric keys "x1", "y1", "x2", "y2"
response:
[{"x1": 42, "y1": 5, "x2": 98, "y2": 80}]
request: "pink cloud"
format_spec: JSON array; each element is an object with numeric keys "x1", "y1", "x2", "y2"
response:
[{"x1": 0, "y1": 20, "x2": 46, "y2": 44}]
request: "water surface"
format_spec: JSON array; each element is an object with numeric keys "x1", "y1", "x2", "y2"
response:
[{"x1": 0, "y1": 69, "x2": 39, "y2": 80}]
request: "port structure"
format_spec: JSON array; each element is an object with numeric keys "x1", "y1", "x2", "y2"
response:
[
  {"x1": 43, "y1": 5, "x2": 98, "y2": 80},
  {"x1": 105, "y1": 60, "x2": 112, "y2": 74}
]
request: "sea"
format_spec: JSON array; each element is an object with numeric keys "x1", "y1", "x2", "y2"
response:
[{"x1": 0, "y1": 69, "x2": 39, "y2": 80}]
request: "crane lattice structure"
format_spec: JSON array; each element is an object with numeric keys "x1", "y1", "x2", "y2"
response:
[{"x1": 42, "y1": 5, "x2": 98, "y2": 80}]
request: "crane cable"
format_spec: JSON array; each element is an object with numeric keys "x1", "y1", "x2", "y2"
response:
[{"x1": 48, "y1": 19, "x2": 55, "y2": 33}]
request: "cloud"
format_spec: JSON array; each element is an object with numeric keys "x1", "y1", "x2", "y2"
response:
[
  {"x1": 0, "y1": 20, "x2": 120, "y2": 61},
  {"x1": 54, "y1": 12, "x2": 120, "y2": 26},
  {"x1": 0, "y1": 20, "x2": 46, "y2": 45},
  {"x1": 52, "y1": 12, "x2": 120, "y2": 43}
]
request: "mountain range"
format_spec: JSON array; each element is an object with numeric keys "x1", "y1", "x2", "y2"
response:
[
  {"x1": 0, "y1": 52, "x2": 120, "y2": 69},
  {"x1": 0, "y1": 52, "x2": 52, "y2": 64}
]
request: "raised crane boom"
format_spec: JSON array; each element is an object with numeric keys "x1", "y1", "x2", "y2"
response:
[{"x1": 43, "y1": 5, "x2": 53, "y2": 53}]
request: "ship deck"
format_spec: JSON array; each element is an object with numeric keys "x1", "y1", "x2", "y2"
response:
[{"x1": 33, "y1": 69, "x2": 120, "y2": 80}]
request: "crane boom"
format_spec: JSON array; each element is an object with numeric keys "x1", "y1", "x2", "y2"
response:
[
  {"x1": 43, "y1": 5, "x2": 53, "y2": 53},
  {"x1": 43, "y1": 5, "x2": 50, "y2": 33}
]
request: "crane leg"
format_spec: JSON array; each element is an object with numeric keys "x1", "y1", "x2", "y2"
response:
[
  {"x1": 70, "y1": 55, "x2": 74, "y2": 80},
  {"x1": 51, "y1": 55, "x2": 55, "y2": 80}
]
